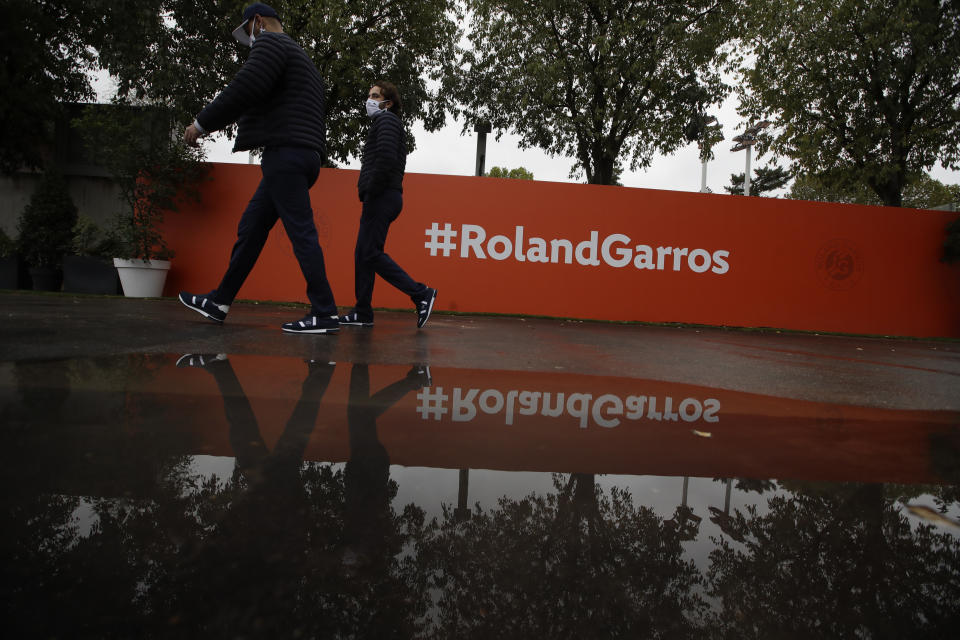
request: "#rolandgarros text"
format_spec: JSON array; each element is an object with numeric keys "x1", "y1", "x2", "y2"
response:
[{"x1": 424, "y1": 222, "x2": 731, "y2": 274}]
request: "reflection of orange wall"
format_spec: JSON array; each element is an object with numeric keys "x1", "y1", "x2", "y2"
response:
[
  {"x1": 143, "y1": 357, "x2": 956, "y2": 484},
  {"x1": 162, "y1": 165, "x2": 960, "y2": 337}
]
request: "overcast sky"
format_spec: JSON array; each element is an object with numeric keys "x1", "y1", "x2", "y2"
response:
[
  {"x1": 95, "y1": 61, "x2": 958, "y2": 198},
  {"x1": 196, "y1": 84, "x2": 960, "y2": 198}
]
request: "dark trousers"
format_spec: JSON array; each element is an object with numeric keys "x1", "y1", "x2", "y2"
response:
[
  {"x1": 353, "y1": 189, "x2": 426, "y2": 315},
  {"x1": 213, "y1": 147, "x2": 336, "y2": 316}
]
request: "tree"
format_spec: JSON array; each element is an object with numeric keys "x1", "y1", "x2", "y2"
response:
[
  {"x1": 790, "y1": 173, "x2": 960, "y2": 209},
  {"x1": 0, "y1": 0, "x2": 98, "y2": 173},
  {"x1": 93, "y1": 0, "x2": 462, "y2": 165},
  {"x1": 289, "y1": 0, "x2": 462, "y2": 164},
  {"x1": 736, "y1": 0, "x2": 960, "y2": 207},
  {"x1": 460, "y1": 0, "x2": 733, "y2": 185},
  {"x1": 76, "y1": 105, "x2": 208, "y2": 260},
  {"x1": 724, "y1": 164, "x2": 791, "y2": 196},
  {"x1": 486, "y1": 166, "x2": 534, "y2": 180}
]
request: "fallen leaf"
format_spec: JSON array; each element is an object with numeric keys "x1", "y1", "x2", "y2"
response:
[{"x1": 906, "y1": 504, "x2": 960, "y2": 530}]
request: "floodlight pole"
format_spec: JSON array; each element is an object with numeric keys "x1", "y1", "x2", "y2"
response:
[
  {"x1": 698, "y1": 116, "x2": 721, "y2": 193},
  {"x1": 743, "y1": 145, "x2": 753, "y2": 197},
  {"x1": 474, "y1": 121, "x2": 492, "y2": 177},
  {"x1": 730, "y1": 120, "x2": 771, "y2": 197}
]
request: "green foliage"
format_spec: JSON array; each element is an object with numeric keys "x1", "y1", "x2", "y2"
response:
[
  {"x1": 790, "y1": 173, "x2": 960, "y2": 209},
  {"x1": 460, "y1": 0, "x2": 733, "y2": 185},
  {"x1": 284, "y1": 0, "x2": 462, "y2": 164},
  {"x1": 725, "y1": 165, "x2": 792, "y2": 196},
  {"x1": 736, "y1": 0, "x2": 960, "y2": 207},
  {"x1": 75, "y1": 105, "x2": 208, "y2": 260},
  {"x1": 0, "y1": 0, "x2": 97, "y2": 174},
  {"x1": 0, "y1": 227, "x2": 16, "y2": 258},
  {"x1": 486, "y1": 166, "x2": 534, "y2": 180},
  {"x1": 91, "y1": 0, "x2": 461, "y2": 166},
  {"x1": 71, "y1": 215, "x2": 124, "y2": 258},
  {"x1": 15, "y1": 172, "x2": 79, "y2": 268},
  {"x1": 1, "y1": 1, "x2": 460, "y2": 172},
  {"x1": 903, "y1": 175, "x2": 960, "y2": 210}
]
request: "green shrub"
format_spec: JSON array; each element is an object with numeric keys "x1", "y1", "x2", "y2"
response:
[
  {"x1": 16, "y1": 172, "x2": 78, "y2": 268},
  {"x1": 71, "y1": 214, "x2": 123, "y2": 258}
]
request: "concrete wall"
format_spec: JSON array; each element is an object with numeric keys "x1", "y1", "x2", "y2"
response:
[{"x1": 0, "y1": 173, "x2": 126, "y2": 239}]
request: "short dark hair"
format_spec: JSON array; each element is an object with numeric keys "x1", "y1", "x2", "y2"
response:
[{"x1": 373, "y1": 80, "x2": 402, "y2": 116}]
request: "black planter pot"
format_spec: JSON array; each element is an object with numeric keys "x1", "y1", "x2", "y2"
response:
[
  {"x1": 0, "y1": 256, "x2": 29, "y2": 289},
  {"x1": 28, "y1": 266, "x2": 62, "y2": 291},
  {"x1": 62, "y1": 255, "x2": 121, "y2": 295}
]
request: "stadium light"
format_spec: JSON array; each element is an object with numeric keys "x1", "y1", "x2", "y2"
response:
[{"x1": 730, "y1": 120, "x2": 771, "y2": 196}]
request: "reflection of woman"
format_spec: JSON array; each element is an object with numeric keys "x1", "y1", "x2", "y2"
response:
[
  {"x1": 338, "y1": 81, "x2": 437, "y2": 329},
  {"x1": 342, "y1": 362, "x2": 431, "y2": 570}
]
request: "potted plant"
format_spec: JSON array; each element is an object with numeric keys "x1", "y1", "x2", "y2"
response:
[
  {"x1": 62, "y1": 215, "x2": 122, "y2": 294},
  {"x1": 0, "y1": 226, "x2": 26, "y2": 289},
  {"x1": 15, "y1": 172, "x2": 78, "y2": 291},
  {"x1": 76, "y1": 104, "x2": 207, "y2": 297}
]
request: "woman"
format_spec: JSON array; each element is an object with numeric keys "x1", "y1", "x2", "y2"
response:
[{"x1": 339, "y1": 81, "x2": 437, "y2": 328}]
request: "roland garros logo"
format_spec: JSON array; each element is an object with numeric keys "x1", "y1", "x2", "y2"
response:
[{"x1": 816, "y1": 239, "x2": 863, "y2": 290}]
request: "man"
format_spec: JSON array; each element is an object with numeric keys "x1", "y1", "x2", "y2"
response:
[{"x1": 179, "y1": 3, "x2": 339, "y2": 334}]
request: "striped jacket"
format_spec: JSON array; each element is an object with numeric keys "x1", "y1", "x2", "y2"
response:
[
  {"x1": 196, "y1": 32, "x2": 325, "y2": 155},
  {"x1": 357, "y1": 109, "x2": 407, "y2": 201}
]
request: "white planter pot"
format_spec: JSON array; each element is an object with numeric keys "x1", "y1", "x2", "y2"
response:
[{"x1": 113, "y1": 258, "x2": 171, "y2": 298}]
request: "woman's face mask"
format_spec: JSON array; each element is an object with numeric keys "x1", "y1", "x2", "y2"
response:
[{"x1": 365, "y1": 98, "x2": 383, "y2": 117}]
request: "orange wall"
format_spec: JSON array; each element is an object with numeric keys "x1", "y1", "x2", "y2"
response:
[{"x1": 162, "y1": 164, "x2": 960, "y2": 337}]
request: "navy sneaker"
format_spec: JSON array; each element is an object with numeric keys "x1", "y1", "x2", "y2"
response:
[
  {"x1": 282, "y1": 313, "x2": 340, "y2": 334},
  {"x1": 179, "y1": 291, "x2": 228, "y2": 323},
  {"x1": 413, "y1": 287, "x2": 438, "y2": 328},
  {"x1": 338, "y1": 310, "x2": 374, "y2": 326},
  {"x1": 176, "y1": 353, "x2": 227, "y2": 368}
]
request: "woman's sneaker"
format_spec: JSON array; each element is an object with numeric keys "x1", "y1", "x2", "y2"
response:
[
  {"x1": 282, "y1": 313, "x2": 340, "y2": 334},
  {"x1": 179, "y1": 292, "x2": 228, "y2": 323},
  {"x1": 338, "y1": 310, "x2": 374, "y2": 326}
]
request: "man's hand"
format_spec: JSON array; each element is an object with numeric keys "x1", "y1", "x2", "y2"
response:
[{"x1": 184, "y1": 123, "x2": 203, "y2": 147}]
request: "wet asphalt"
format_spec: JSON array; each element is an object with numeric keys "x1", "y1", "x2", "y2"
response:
[{"x1": 1, "y1": 290, "x2": 958, "y2": 411}]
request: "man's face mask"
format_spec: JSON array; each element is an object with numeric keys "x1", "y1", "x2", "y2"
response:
[{"x1": 232, "y1": 17, "x2": 260, "y2": 47}]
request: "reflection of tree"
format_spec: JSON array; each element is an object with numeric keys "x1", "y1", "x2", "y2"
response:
[
  {"x1": 6, "y1": 354, "x2": 960, "y2": 637},
  {"x1": 705, "y1": 482, "x2": 960, "y2": 639},
  {"x1": 422, "y1": 472, "x2": 707, "y2": 638},
  {"x1": 165, "y1": 357, "x2": 337, "y2": 636},
  {"x1": 2, "y1": 355, "x2": 435, "y2": 638}
]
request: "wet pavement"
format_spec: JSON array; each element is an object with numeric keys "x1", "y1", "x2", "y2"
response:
[{"x1": 2, "y1": 291, "x2": 960, "y2": 638}]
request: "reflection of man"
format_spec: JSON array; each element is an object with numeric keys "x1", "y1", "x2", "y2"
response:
[
  {"x1": 178, "y1": 2, "x2": 340, "y2": 334},
  {"x1": 172, "y1": 353, "x2": 336, "y2": 634},
  {"x1": 342, "y1": 363, "x2": 431, "y2": 571}
]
